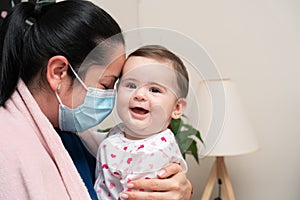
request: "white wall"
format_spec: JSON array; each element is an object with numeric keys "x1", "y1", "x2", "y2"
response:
[
  {"x1": 92, "y1": 0, "x2": 139, "y2": 30},
  {"x1": 92, "y1": 0, "x2": 300, "y2": 199}
]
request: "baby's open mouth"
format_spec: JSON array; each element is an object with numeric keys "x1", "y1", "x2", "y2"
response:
[{"x1": 130, "y1": 107, "x2": 149, "y2": 115}]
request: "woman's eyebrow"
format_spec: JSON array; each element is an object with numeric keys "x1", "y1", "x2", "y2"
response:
[{"x1": 104, "y1": 75, "x2": 118, "y2": 80}]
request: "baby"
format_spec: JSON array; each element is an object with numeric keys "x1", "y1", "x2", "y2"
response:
[{"x1": 94, "y1": 45, "x2": 189, "y2": 199}]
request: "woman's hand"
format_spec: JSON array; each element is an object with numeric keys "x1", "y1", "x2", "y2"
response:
[{"x1": 121, "y1": 163, "x2": 192, "y2": 200}]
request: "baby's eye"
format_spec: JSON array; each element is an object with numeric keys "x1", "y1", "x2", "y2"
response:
[
  {"x1": 150, "y1": 87, "x2": 161, "y2": 93},
  {"x1": 125, "y1": 83, "x2": 136, "y2": 89}
]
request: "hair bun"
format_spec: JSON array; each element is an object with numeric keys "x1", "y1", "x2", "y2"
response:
[
  {"x1": 32, "y1": 3, "x2": 43, "y2": 18},
  {"x1": 26, "y1": 1, "x2": 55, "y2": 25},
  {"x1": 32, "y1": 0, "x2": 56, "y2": 18}
]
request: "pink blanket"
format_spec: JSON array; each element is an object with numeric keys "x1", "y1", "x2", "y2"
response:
[{"x1": 0, "y1": 80, "x2": 90, "y2": 199}]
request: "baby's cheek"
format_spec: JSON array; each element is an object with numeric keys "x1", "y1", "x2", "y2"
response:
[{"x1": 150, "y1": 105, "x2": 170, "y2": 128}]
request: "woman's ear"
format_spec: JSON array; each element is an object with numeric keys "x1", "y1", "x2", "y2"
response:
[
  {"x1": 171, "y1": 98, "x2": 187, "y2": 119},
  {"x1": 46, "y1": 56, "x2": 69, "y2": 92}
]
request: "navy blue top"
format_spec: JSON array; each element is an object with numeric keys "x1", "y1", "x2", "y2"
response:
[{"x1": 56, "y1": 129, "x2": 98, "y2": 200}]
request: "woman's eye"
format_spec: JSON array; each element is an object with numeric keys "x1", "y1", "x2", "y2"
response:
[
  {"x1": 102, "y1": 84, "x2": 109, "y2": 89},
  {"x1": 99, "y1": 79, "x2": 116, "y2": 89},
  {"x1": 150, "y1": 87, "x2": 161, "y2": 93},
  {"x1": 125, "y1": 83, "x2": 136, "y2": 89},
  {"x1": 99, "y1": 83, "x2": 113, "y2": 89}
]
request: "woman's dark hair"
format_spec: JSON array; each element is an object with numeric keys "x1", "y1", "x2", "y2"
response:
[
  {"x1": 128, "y1": 45, "x2": 189, "y2": 98},
  {"x1": 0, "y1": 0, "x2": 124, "y2": 106}
]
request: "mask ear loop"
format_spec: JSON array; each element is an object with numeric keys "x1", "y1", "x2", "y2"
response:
[
  {"x1": 68, "y1": 64, "x2": 88, "y2": 91},
  {"x1": 55, "y1": 83, "x2": 65, "y2": 108}
]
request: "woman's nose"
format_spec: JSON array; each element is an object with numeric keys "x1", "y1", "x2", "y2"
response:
[{"x1": 133, "y1": 88, "x2": 147, "y2": 101}]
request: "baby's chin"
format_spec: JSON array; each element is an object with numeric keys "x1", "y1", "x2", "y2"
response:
[{"x1": 123, "y1": 125, "x2": 160, "y2": 140}]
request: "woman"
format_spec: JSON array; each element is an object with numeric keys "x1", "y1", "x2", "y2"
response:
[{"x1": 0, "y1": 0, "x2": 192, "y2": 199}]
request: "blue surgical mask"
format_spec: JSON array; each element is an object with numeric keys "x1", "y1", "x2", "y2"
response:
[{"x1": 55, "y1": 64, "x2": 116, "y2": 133}]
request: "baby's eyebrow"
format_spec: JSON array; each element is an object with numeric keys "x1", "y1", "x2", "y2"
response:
[
  {"x1": 147, "y1": 81, "x2": 166, "y2": 88},
  {"x1": 120, "y1": 78, "x2": 172, "y2": 91}
]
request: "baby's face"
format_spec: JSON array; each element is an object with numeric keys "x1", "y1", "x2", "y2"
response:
[{"x1": 116, "y1": 56, "x2": 180, "y2": 139}]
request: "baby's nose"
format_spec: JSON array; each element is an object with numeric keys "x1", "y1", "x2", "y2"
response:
[{"x1": 133, "y1": 88, "x2": 147, "y2": 101}]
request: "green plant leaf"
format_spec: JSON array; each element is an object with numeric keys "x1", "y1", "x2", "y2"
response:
[
  {"x1": 170, "y1": 117, "x2": 203, "y2": 164},
  {"x1": 170, "y1": 118, "x2": 182, "y2": 134},
  {"x1": 187, "y1": 140, "x2": 199, "y2": 163}
]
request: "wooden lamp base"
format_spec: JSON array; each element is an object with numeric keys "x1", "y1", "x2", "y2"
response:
[{"x1": 201, "y1": 156, "x2": 235, "y2": 200}]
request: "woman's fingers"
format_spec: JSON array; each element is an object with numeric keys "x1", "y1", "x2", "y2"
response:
[
  {"x1": 121, "y1": 172, "x2": 192, "y2": 200},
  {"x1": 121, "y1": 191, "x2": 182, "y2": 200},
  {"x1": 157, "y1": 163, "x2": 183, "y2": 179},
  {"x1": 128, "y1": 177, "x2": 180, "y2": 192}
]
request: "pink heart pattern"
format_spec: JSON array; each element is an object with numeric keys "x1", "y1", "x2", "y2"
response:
[
  {"x1": 137, "y1": 144, "x2": 144, "y2": 151},
  {"x1": 161, "y1": 137, "x2": 167, "y2": 142},
  {"x1": 94, "y1": 129, "x2": 186, "y2": 199},
  {"x1": 109, "y1": 183, "x2": 115, "y2": 189},
  {"x1": 102, "y1": 164, "x2": 108, "y2": 169},
  {"x1": 127, "y1": 157, "x2": 133, "y2": 164},
  {"x1": 111, "y1": 154, "x2": 116, "y2": 158}
]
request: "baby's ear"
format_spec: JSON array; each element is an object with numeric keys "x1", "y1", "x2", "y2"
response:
[{"x1": 171, "y1": 98, "x2": 187, "y2": 119}]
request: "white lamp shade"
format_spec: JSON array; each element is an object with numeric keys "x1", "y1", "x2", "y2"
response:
[{"x1": 197, "y1": 79, "x2": 259, "y2": 157}]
